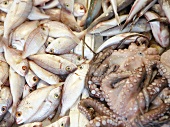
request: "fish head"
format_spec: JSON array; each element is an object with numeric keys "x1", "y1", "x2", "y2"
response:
[
  {"x1": 0, "y1": 0, "x2": 13, "y2": 13},
  {"x1": 45, "y1": 37, "x2": 55, "y2": 47},
  {"x1": 39, "y1": 25, "x2": 49, "y2": 36},
  {"x1": 76, "y1": 63, "x2": 89, "y2": 77},
  {"x1": 15, "y1": 109, "x2": 25, "y2": 124},
  {"x1": 75, "y1": 55, "x2": 86, "y2": 65},
  {"x1": 74, "y1": 3, "x2": 86, "y2": 17},
  {"x1": 47, "y1": 86, "x2": 62, "y2": 104},
  {"x1": 63, "y1": 60, "x2": 77, "y2": 74},
  {"x1": 58, "y1": 116, "x2": 70, "y2": 127},
  {"x1": 0, "y1": 103, "x2": 8, "y2": 116},
  {"x1": 15, "y1": 59, "x2": 29, "y2": 76}
]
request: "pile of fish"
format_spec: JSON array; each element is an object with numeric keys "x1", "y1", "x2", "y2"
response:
[{"x1": 0, "y1": 0, "x2": 169, "y2": 126}]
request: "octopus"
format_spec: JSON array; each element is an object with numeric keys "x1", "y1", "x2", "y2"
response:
[{"x1": 78, "y1": 43, "x2": 170, "y2": 127}]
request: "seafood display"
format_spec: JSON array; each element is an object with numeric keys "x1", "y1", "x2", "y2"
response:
[{"x1": 0, "y1": 0, "x2": 169, "y2": 127}]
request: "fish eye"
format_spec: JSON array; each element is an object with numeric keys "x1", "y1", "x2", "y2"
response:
[
  {"x1": 22, "y1": 66, "x2": 27, "y2": 71},
  {"x1": 1, "y1": 106, "x2": 7, "y2": 112},
  {"x1": 29, "y1": 89, "x2": 33, "y2": 93},
  {"x1": 138, "y1": 52, "x2": 143, "y2": 56},
  {"x1": 33, "y1": 76, "x2": 38, "y2": 82},
  {"x1": 80, "y1": 6, "x2": 84, "y2": 10},
  {"x1": 79, "y1": 65, "x2": 83, "y2": 70},
  {"x1": 61, "y1": 123, "x2": 64, "y2": 127},
  {"x1": 49, "y1": 48, "x2": 54, "y2": 53},
  {"x1": 77, "y1": 56, "x2": 82, "y2": 61},
  {"x1": 54, "y1": 93, "x2": 59, "y2": 98},
  {"x1": 3, "y1": 1, "x2": 8, "y2": 5},
  {"x1": 65, "y1": 66, "x2": 72, "y2": 71},
  {"x1": 16, "y1": 111, "x2": 22, "y2": 117},
  {"x1": 41, "y1": 27, "x2": 46, "y2": 31},
  {"x1": 48, "y1": 41, "x2": 51, "y2": 45}
]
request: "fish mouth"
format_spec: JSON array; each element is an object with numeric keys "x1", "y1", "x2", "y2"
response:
[{"x1": 16, "y1": 119, "x2": 23, "y2": 124}]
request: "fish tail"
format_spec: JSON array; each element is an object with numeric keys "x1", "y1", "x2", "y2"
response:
[
  {"x1": 11, "y1": 105, "x2": 17, "y2": 117},
  {"x1": 115, "y1": 13, "x2": 121, "y2": 26}
]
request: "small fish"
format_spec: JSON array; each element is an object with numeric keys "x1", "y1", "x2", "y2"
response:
[
  {"x1": 11, "y1": 20, "x2": 39, "y2": 51},
  {"x1": 73, "y1": 2, "x2": 86, "y2": 17},
  {"x1": 60, "y1": 63, "x2": 89, "y2": 116},
  {"x1": 59, "y1": 0, "x2": 74, "y2": 13},
  {"x1": 29, "y1": 61, "x2": 61, "y2": 85},
  {"x1": 26, "y1": 86, "x2": 62, "y2": 123},
  {"x1": 96, "y1": 33, "x2": 149, "y2": 53},
  {"x1": 29, "y1": 54, "x2": 77, "y2": 75},
  {"x1": 19, "y1": 122, "x2": 42, "y2": 127},
  {"x1": 3, "y1": 0, "x2": 33, "y2": 42},
  {"x1": 41, "y1": 20, "x2": 80, "y2": 44},
  {"x1": 3, "y1": 45, "x2": 29, "y2": 76},
  {"x1": 122, "y1": 0, "x2": 153, "y2": 30},
  {"x1": 144, "y1": 11, "x2": 170, "y2": 47},
  {"x1": 16, "y1": 85, "x2": 62, "y2": 124},
  {"x1": 46, "y1": 116, "x2": 70, "y2": 127},
  {"x1": 0, "y1": 87, "x2": 12, "y2": 116},
  {"x1": 25, "y1": 69, "x2": 39, "y2": 87},
  {"x1": 9, "y1": 67, "x2": 25, "y2": 116},
  {"x1": 22, "y1": 26, "x2": 49, "y2": 58},
  {"x1": 46, "y1": 37, "x2": 77, "y2": 55}
]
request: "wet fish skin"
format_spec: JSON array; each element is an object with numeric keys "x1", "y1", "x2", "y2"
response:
[
  {"x1": 3, "y1": 45, "x2": 29, "y2": 76},
  {"x1": 29, "y1": 54, "x2": 77, "y2": 75},
  {"x1": 9, "y1": 67, "x2": 25, "y2": 116},
  {"x1": 46, "y1": 37, "x2": 77, "y2": 55},
  {"x1": 3, "y1": 0, "x2": 33, "y2": 43},
  {"x1": 16, "y1": 85, "x2": 61, "y2": 124},
  {"x1": 22, "y1": 26, "x2": 49, "y2": 58},
  {"x1": 29, "y1": 61, "x2": 60, "y2": 85}
]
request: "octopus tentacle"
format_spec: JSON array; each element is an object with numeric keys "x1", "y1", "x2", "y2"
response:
[
  {"x1": 135, "y1": 103, "x2": 170, "y2": 126},
  {"x1": 78, "y1": 98, "x2": 121, "y2": 121},
  {"x1": 86, "y1": 116, "x2": 122, "y2": 127},
  {"x1": 142, "y1": 77, "x2": 168, "y2": 111}
]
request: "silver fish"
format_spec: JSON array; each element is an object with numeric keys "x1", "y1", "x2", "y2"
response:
[
  {"x1": 0, "y1": 111, "x2": 15, "y2": 127},
  {"x1": 22, "y1": 84, "x2": 35, "y2": 99},
  {"x1": 22, "y1": 26, "x2": 49, "y2": 58},
  {"x1": 60, "y1": 63, "x2": 89, "y2": 116},
  {"x1": 144, "y1": 11, "x2": 170, "y2": 47},
  {"x1": 44, "y1": 8, "x2": 61, "y2": 21},
  {"x1": 0, "y1": 0, "x2": 13, "y2": 13},
  {"x1": 36, "y1": 80, "x2": 49, "y2": 89},
  {"x1": 26, "y1": 86, "x2": 62, "y2": 123},
  {"x1": 41, "y1": 20, "x2": 80, "y2": 44},
  {"x1": 0, "y1": 87, "x2": 12, "y2": 116},
  {"x1": 16, "y1": 85, "x2": 62, "y2": 124},
  {"x1": 29, "y1": 61, "x2": 60, "y2": 85},
  {"x1": 11, "y1": 20, "x2": 39, "y2": 51},
  {"x1": 3, "y1": 0, "x2": 33, "y2": 42},
  {"x1": 46, "y1": 37, "x2": 77, "y2": 55},
  {"x1": 29, "y1": 54, "x2": 77, "y2": 75},
  {"x1": 9, "y1": 67, "x2": 25, "y2": 116}
]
